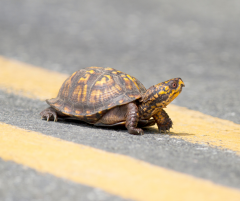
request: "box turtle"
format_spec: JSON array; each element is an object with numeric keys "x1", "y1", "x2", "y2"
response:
[{"x1": 40, "y1": 67, "x2": 185, "y2": 135}]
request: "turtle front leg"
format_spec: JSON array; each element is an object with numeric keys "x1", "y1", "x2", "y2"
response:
[
  {"x1": 153, "y1": 109, "x2": 173, "y2": 133},
  {"x1": 40, "y1": 107, "x2": 58, "y2": 122},
  {"x1": 125, "y1": 103, "x2": 144, "y2": 135}
]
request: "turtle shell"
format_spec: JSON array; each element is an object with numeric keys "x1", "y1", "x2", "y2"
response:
[{"x1": 47, "y1": 67, "x2": 146, "y2": 123}]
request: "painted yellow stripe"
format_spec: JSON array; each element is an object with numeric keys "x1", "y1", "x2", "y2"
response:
[
  {"x1": 1, "y1": 122, "x2": 240, "y2": 201},
  {"x1": 0, "y1": 56, "x2": 68, "y2": 100},
  {"x1": 0, "y1": 56, "x2": 240, "y2": 154},
  {"x1": 164, "y1": 105, "x2": 240, "y2": 153}
]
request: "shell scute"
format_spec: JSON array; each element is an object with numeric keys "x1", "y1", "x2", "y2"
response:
[{"x1": 47, "y1": 67, "x2": 146, "y2": 124}]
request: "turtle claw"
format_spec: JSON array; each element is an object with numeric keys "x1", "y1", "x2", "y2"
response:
[
  {"x1": 40, "y1": 107, "x2": 58, "y2": 122},
  {"x1": 128, "y1": 127, "x2": 144, "y2": 135},
  {"x1": 158, "y1": 123, "x2": 172, "y2": 134}
]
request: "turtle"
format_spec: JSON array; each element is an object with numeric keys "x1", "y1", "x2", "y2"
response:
[{"x1": 40, "y1": 67, "x2": 185, "y2": 135}]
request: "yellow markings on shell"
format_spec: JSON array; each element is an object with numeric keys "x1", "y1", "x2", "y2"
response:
[
  {"x1": 103, "y1": 75, "x2": 115, "y2": 86},
  {"x1": 64, "y1": 106, "x2": 71, "y2": 113},
  {"x1": 90, "y1": 89, "x2": 102, "y2": 104},
  {"x1": 69, "y1": 71, "x2": 77, "y2": 79},
  {"x1": 53, "y1": 102, "x2": 61, "y2": 108},
  {"x1": 88, "y1": 66, "x2": 99, "y2": 69},
  {"x1": 86, "y1": 114, "x2": 92, "y2": 117},
  {"x1": 62, "y1": 81, "x2": 71, "y2": 98},
  {"x1": 154, "y1": 94, "x2": 158, "y2": 98},
  {"x1": 104, "y1": 74, "x2": 112, "y2": 80},
  {"x1": 105, "y1": 67, "x2": 114, "y2": 71},
  {"x1": 95, "y1": 77, "x2": 107, "y2": 86},
  {"x1": 78, "y1": 73, "x2": 91, "y2": 84},
  {"x1": 70, "y1": 85, "x2": 80, "y2": 101},
  {"x1": 124, "y1": 78, "x2": 133, "y2": 91},
  {"x1": 88, "y1": 70, "x2": 95, "y2": 74},
  {"x1": 75, "y1": 110, "x2": 82, "y2": 114},
  {"x1": 101, "y1": 87, "x2": 111, "y2": 102},
  {"x1": 110, "y1": 85, "x2": 121, "y2": 95},
  {"x1": 81, "y1": 85, "x2": 88, "y2": 102},
  {"x1": 72, "y1": 85, "x2": 82, "y2": 102},
  {"x1": 115, "y1": 84, "x2": 122, "y2": 92},
  {"x1": 128, "y1": 94, "x2": 140, "y2": 99},
  {"x1": 127, "y1": 75, "x2": 140, "y2": 90},
  {"x1": 119, "y1": 99, "x2": 124, "y2": 104},
  {"x1": 75, "y1": 115, "x2": 84, "y2": 118}
]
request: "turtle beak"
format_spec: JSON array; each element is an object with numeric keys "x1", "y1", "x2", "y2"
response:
[{"x1": 178, "y1": 78, "x2": 185, "y2": 88}]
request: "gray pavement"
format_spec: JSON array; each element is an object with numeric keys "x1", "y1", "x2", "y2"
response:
[
  {"x1": 0, "y1": 158, "x2": 128, "y2": 201},
  {"x1": 0, "y1": 0, "x2": 240, "y2": 200}
]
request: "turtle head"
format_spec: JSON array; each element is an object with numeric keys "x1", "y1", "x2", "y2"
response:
[
  {"x1": 156, "y1": 78, "x2": 185, "y2": 108},
  {"x1": 141, "y1": 78, "x2": 185, "y2": 110}
]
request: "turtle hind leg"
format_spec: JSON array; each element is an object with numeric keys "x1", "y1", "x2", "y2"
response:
[
  {"x1": 125, "y1": 103, "x2": 144, "y2": 135},
  {"x1": 40, "y1": 107, "x2": 58, "y2": 122}
]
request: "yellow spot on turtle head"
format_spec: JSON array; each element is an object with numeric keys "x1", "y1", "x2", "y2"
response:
[{"x1": 156, "y1": 102, "x2": 164, "y2": 107}]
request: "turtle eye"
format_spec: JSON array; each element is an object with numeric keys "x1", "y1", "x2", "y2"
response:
[{"x1": 171, "y1": 82, "x2": 177, "y2": 88}]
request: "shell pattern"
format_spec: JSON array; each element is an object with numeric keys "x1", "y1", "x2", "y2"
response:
[{"x1": 47, "y1": 67, "x2": 146, "y2": 123}]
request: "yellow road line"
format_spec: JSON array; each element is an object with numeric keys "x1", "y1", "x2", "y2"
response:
[
  {"x1": 0, "y1": 56, "x2": 68, "y2": 100},
  {"x1": 0, "y1": 56, "x2": 240, "y2": 154},
  {"x1": 1, "y1": 122, "x2": 240, "y2": 201},
  {"x1": 165, "y1": 105, "x2": 240, "y2": 153}
]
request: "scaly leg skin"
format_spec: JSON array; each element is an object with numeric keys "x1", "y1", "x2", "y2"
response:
[
  {"x1": 40, "y1": 107, "x2": 58, "y2": 122},
  {"x1": 153, "y1": 109, "x2": 173, "y2": 133},
  {"x1": 125, "y1": 103, "x2": 144, "y2": 135}
]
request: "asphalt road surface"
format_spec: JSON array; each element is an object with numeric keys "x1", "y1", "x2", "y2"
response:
[{"x1": 0, "y1": 0, "x2": 240, "y2": 200}]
